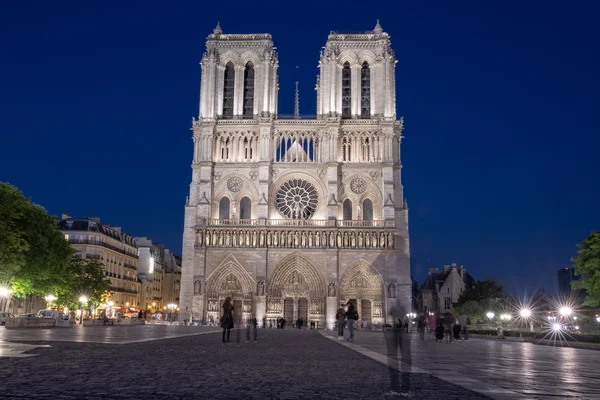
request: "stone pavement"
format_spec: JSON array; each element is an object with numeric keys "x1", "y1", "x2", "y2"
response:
[
  {"x1": 321, "y1": 328, "x2": 600, "y2": 399},
  {"x1": 0, "y1": 326, "x2": 489, "y2": 400}
]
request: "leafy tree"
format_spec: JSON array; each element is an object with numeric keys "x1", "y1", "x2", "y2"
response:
[
  {"x1": 453, "y1": 298, "x2": 503, "y2": 324},
  {"x1": 57, "y1": 256, "x2": 111, "y2": 309},
  {"x1": 573, "y1": 231, "x2": 600, "y2": 306},
  {"x1": 0, "y1": 183, "x2": 30, "y2": 283},
  {"x1": 456, "y1": 279, "x2": 503, "y2": 306}
]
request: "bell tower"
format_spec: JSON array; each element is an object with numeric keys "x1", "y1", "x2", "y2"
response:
[{"x1": 316, "y1": 20, "x2": 396, "y2": 119}]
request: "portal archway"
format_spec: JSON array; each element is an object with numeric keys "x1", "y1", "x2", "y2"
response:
[
  {"x1": 205, "y1": 256, "x2": 255, "y2": 325},
  {"x1": 267, "y1": 253, "x2": 326, "y2": 326},
  {"x1": 339, "y1": 260, "x2": 385, "y2": 327}
]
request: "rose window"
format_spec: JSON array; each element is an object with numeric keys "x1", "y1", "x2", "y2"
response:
[
  {"x1": 350, "y1": 178, "x2": 367, "y2": 194},
  {"x1": 227, "y1": 176, "x2": 243, "y2": 193},
  {"x1": 276, "y1": 179, "x2": 318, "y2": 219}
]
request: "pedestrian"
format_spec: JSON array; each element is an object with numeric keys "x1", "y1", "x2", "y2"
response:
[
  {"x1": 335, "y1": 306, "x2": 346, "y2": 340},
  {"x1": 442, "y1": 311, "x2": 454, "y2": 343},
  {"x1": 263, "y1": 316, "x2": 267, "y2": 329},
  {"x1": 416, "y1": 314, "x2": 426, "y2": 340},
  {"x1": 458, "y1": 313, "x2": 470, "y2": 340},
  {"x1": 435, "y1": 321, "x2": 445, "y2": 342},
  {"x1": 116, "y1": 311, "x2": 122, "y2": 325},
  {"x1": 221, "y1": 296, "x2": 234, "y2": 343},
  {"x1": 346, "y1": 301, "x2": 359, "y2": 341},
  {"x1": 246, "y1": 316, "x2": 258, "y2": 343},
  {"x1": 453, "y1": 320, "x2": 461, "y2": 341},
  {"x1": 403, "y1": 317, "x2": 409, "y2": 333}
]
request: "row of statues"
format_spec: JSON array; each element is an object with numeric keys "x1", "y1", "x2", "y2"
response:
[{"x1": 196, "y1": 229, "x2": 395, "y2": 249}]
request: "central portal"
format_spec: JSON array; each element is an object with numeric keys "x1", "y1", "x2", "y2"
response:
[{"x1": 266, "y1": 253, "x2": 326, "y2": 326}]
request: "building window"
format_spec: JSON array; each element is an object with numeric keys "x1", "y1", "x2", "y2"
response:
[
  {"x1": 343, "y1": 199, "x2": 353, "y2": 221},
  {"x1": 240, "y1": 197, "x2": 251, "y2": 220},
  {"x1": 363, "y1": 199, "x2": 373, "y2": 220},
  {"x1": 219, "y1": 197, "x2": 230, "y2": 220},
  {"x1": 222, "y1": 62, "x2": 235, "y2": 119},
  {"x1": 243, "y1": 62, "x2": 254, "y2": 119},
  {"x1": 341, "y1": 62, "x2": 351, "y2": 119},
  {"x1": 360, "y1": 62, "x2": 370, "y2": 118},
  {"x1": 444, "y1": 298, "x2": 451, "y2": 310}
]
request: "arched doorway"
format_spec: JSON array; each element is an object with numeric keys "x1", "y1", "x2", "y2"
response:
[
  {"x1": 339, "y1": 260, "x2": 385, "y2": 328},
  {"x1": 267, "y1": 254, "x2": 326, "y2": 327},
  {"x1": 205, "y1": 258, "x2": 255, "y2": 326}
]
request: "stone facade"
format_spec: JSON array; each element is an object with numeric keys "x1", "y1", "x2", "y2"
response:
[{"x1": 180, "y1": 22, "x2": 410, "y2": 328}]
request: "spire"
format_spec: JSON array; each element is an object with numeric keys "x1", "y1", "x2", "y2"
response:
[
  {"x1": 213, "y1": 21, "x2": 222, "y2": 35},
  {"x1": 293, "y1": 66, "x2": 300, "y2": 120},
  {"x1": 373, "y1": 19, "x2": 383, "y2": 34}
]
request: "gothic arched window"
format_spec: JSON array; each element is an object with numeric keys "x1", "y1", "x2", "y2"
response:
[
  {"x1": 243, "y1": 62, "x2": 254, "y2": 119},
  {"x1": 363, "y1": 199, "x2": 373, "y2": 221},
  {"x1": 219, "y1": 197, "x2": 230, "y2": 220},
  {"x1": 222, "y1": 62, "x2": 235, "y2": 119},
  {"x1": 240, "y1": 197, "x2": 251, "y2": 220},
  {"x1": 342, "y1": 62, "x2": 351, "y2": 119},
  {"x1": 343, "y1": 199, "x2": 353, "y2": 220},
  {"x1": 360, "y1": 62, "x2": 371, "y2": 118}
]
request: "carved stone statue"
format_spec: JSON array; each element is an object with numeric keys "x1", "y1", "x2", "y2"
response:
[
  {"x1": 194, "y1": 280, "x2": 201, "y2": 295},
  {"x1": 328, "y1": 282, "x2": 336, "y2": 297},
  {"x1": 388, "y1": 283, "x2": 396, "y2": 298},
  {"x1": 356, "y1": 204, "x2": 361, "y2": 219},
  {"x1": 231, "y1": 203, "x2": 237, "y2": 219},
  {"x1": 257, "y1": 281, "x2": 264, "y2": 296}
]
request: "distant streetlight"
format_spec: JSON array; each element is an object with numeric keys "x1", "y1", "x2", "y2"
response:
[
  {"x1": 500, "y1": 314, "x2": 512, "y2": 321},
  {"x1": 78, "y1": 296, "x2": 88, "y2": 324},
  {"x1": 559, "y1": 306, "x2": 572, "y2": 317},
  {"x1": 45, "y1": 294, "x2": 56, "y2": 302},
  {"x1": 79, "y1": 296, "x2": 88, "y2": 303},
  {"x1": 486, "y1": 312, "x2": 494, "y2": 322},
  {"x1": 596, "y1": 316, "x2": 600, "y2": 323},
  {"x1": 552, "y1": 323, "x2": 562, "y2": 332},
  {"x1": 0, "y1": 286, "x2": 11, "y2": 298},
  {"x1": 107, "y1": 301, "x2": 114, "y2": 307},
  {"x1": 519, "y1": 309, "x2": 532, "y2": 319},
  {"x1": 167, "y1": 303, "x2": 177, "y2": 323}
]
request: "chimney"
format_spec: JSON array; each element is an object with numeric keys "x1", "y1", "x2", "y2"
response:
[
  {"x1": 444, "y1": 265, "x2": 451, "y2": 272},
  {"x1": 61, "y1": 213, "x2": 72, "y2": 220}
]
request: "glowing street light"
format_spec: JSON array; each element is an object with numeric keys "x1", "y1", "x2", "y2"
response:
[
  {"x1": 559, "y1": 306, "x2": 572, "y2": 317},
  {"x1": 486, "y1": 312, "x2": 495, "y2": 322},
  {"x1": 0, "y1": 286, "x2": 12, "y2": 298},
  {"x1": 107, "y1": 301, "x2": 114, "y2": 307},
  {"x1": 45, "y1": 294, "x2": 56, "y2": 303},
  {"x1": 500, "y1": 314, "x2": 512, "y2": 321},
  {"x1": 552, "y1": 323, "x2": 562, "y2": 332},
  {"x1": 519, "y1": 309, "x2": 532, "y2": 319},
  {"x1": 79, "y1": 296, "x2": 88, "y2": 303}
]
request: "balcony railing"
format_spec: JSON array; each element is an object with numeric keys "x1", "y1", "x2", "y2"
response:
[
  {"x1": 204, "y1": 219, "x2": 394, "y2": 228},
  {"x1": 110, "y1": 287, "x2": 138, "y2": 295},
  {"x1": 68, "y1": 239, "x2": 138, "y2": 259}
]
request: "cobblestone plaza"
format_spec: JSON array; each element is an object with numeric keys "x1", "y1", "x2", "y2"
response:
[{"x1": 2, "y1": 325, "x2": 599, "y2": 399}]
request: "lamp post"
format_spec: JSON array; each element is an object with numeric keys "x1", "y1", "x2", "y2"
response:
[
  {"x1": 78, "y1": 296, "x2": 88, "y2": 324},
  {"x1": 0, "y1": 286, "x2": 12, "y2": 313},
  {"x1": 486, "y1": 312, "x2": 495, "y2": 327},
  {"x1": 45, "y1": 294, "x2": 56, "y2": 310},
  {"x1": 167, "y1": 303, "x2": 177, "y2": 323},
  {"x1": 519, "y1": 308, "x2": 532, "y2": 333}
]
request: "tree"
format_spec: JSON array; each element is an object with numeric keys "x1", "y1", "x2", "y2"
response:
[
  {"x1": 453, "y1": 298, "x2": 503, "y2": 324},
  {"x1": 573, "y1": 231, "x2": 600, "y2": 307},
  {"x1": 456, "y1": 279, "x2": 503, "y2": 307},
  {"x1": 56, "y1": 256, "x2": 111, "y2": 310},
  {"x1": 0, "y1": 183, "x2": 30, "y2": 283}
]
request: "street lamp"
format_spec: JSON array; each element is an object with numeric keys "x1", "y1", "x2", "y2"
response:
[
  {"x1": 486, "y1": 312, "x2": 495, "y2": 323},
  {"x1": 167, "y1": 303, "x2": 177, "y2": 323},
  {"x1": 559, "y1": 306, "x2": 572, "y2": 317},
  {"x1": 596, "y1": 316, "x2": 600, "y2": 323},
  {"x1": 44, "y1": 294, "x2": 56, "y2": 310},
  {"x1": 78, "y1": 296, "x2": 88, "y2": 324},
  {"x1": 519, "y1": 308, "x2": 531, "y2": 319},
  {"x1": 0, "y1": 286, "x2": 11, "y2": 298}
]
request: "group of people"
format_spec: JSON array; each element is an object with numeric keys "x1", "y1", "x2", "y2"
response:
[
  {"x1": 433, "y1": 312, "x2": 470, "y2": 343},
  {"x1": 335, "y1": 301, "x2": 359, "y2": 341}
]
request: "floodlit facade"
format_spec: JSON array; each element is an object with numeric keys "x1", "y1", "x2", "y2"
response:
[{"x1": 180, "y1": 21, "x2": 410, "y2": 328}]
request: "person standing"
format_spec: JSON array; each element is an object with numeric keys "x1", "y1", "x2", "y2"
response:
[
  {"x1": 335, "y1": 306, "x2": 346, "y2": 340},
  {"x1": 346, "y1": 301, "x2": 359, "y2": 341},
  {"x1": 221, "y1": 297, "x2": 234, "y2": 343},
  {"x1": 416, "y1": 314, "x2": 426, "y2": 340},
  {"x1": 459, "y1": 313, "x2": 470, "y2": 340}
]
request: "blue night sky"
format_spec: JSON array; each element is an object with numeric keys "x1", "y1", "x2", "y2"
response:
[{"x1": 1, "y1": 1, "x2": 599, "y2": 294}]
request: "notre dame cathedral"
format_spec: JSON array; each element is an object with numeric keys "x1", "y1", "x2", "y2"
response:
[{"x1": 179, "y1": 21, "x2": 410, "y2": 328}]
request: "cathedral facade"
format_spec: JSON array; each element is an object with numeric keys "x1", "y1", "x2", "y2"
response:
[{"x1": 179, "y1": 22, "x2": 410, "y2": 328}]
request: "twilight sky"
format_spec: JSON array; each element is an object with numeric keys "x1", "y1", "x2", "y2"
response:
[{"x1": 1, "y1": 1, "x2": 599, "y2": 294}]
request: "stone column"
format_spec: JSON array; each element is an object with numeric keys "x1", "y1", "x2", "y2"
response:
[
  {"x1": 293, "y1": 298, "x2": 298, "y2": 323},
  {"x1": 326, "y1": 296, "x2": 337, "y2": 330}
]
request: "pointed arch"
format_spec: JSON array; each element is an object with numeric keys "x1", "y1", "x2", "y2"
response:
[
  {"x1": 343, "y1": 199, "x2": 353, "y2": 220},
  {"x1": 360, "y1": 61, "x2": 371, "y2": 118},
  {"x1": 363, "y1": 198, "x2": 373, "y2": 221},
  {"x1": 243, "y1": 61, "x2": 254, "y2": 119},
  {"x1": 219, "y1": 197, "x2": 230, "y2": 219},
  {"x1": 341, "y1": 62, "x2": 352, "y2": 119},
  {"x1": 268, "y1": 253, "x2": 326, "y2": 301},
  {"x1": 222, "y1": 62, "x2": 235, "y2": 119},
  {"x1": 206, "y1": 255, "x2": 255, "y2": 299},
  {"x1": 339, "y1": 259, "x2": 384, "y2": 301}
]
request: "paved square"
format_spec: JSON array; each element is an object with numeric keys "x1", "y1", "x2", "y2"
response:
[{"x1": 1, "y1": 326, "x2": 488, "y2": 400}]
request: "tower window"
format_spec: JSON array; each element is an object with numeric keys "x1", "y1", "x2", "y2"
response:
[
  {"x1": 219, "y1": 197, "x2": 230, "y2": 220},
  {"x1": 243, "y1": 62, "x2": 254, "y2": 119},
  {"x1": 222, "y1": 62, "x2": 235, "y2": 119},
  {"x1": 360, "y1": 62, "x2": 371, "y2": 118},
  {"x1": 343, "y1": 199, "x2": 353, "y2": 220},
  {"x1": 240, "y1": 197, "x2": 251, "y2": 219},
  {"x1": 363, "y1": 199, "x2": 373, "y2": 221},
  {"x1": 342, "y1": 62, "x2": 351, "y2": 119}
]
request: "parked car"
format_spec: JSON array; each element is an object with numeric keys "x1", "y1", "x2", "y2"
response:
[
  {"x1": 38, "y1": 310, "x2": 68, "y2": 320},
  {"x1": 0, "y1": 312, "x2": 16, "y2": 326},
  {"x1": 19, "y1": 313, "x2": 37, "y2": 318}
]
